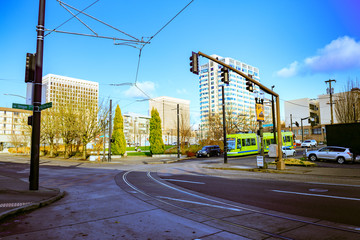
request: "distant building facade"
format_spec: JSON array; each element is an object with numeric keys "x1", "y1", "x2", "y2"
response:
[
  {"x1": 149, "y1": 96, "x2": 190, "y2": 144},
  {"x1": 284, "y1": 94, "x2": 342, "y2": 142},
  {"x1": 123, "y1": 112, "x2": 150, "y2": 147},
  {"x1": 42, "y1": 74, "x2": 99, "y2": 111},
  {"x1": 0, "y1": 107, "x2": 31, "y2": 151}
]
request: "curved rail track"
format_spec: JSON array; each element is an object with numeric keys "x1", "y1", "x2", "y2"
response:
[{"x1": 116, "y1": 169, "x2": 360, "y2": 239}]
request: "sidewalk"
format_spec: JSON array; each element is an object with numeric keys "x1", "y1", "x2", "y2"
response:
[{"x1": 0, "y1": 173, "x2": 64, "y2": 222}]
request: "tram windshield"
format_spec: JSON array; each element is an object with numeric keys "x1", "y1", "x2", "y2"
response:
[{"x1": 227, "y1": 138, "x2": 236, "y2": 150}]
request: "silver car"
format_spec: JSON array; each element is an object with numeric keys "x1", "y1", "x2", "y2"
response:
[{"x1": 306, "y1": 146, "x2": 353, "y2": 164}]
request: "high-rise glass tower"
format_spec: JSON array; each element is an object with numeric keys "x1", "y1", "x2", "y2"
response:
[{"x1": 199, "y1": 54, "x2": 271, "y2": 136}]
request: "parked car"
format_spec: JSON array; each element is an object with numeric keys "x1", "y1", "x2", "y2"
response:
[
  {"x1": 294, "y1": 140, "x2": 301, "y2": 147},
  {"x1": 196, "y1": 145, "x2": 221, "y2": 158},
  {"x1": 301, "y1": 139, "x2": 317, "y2": 148},
  {"x1": 306, "y1": 146, "x2": 353, "y2": 164},
  {"x1": 282, "y1": 147, "x2": 296, "y2": 157}
]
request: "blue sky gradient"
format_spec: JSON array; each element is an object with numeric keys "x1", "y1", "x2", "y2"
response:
[{"x1": 1, "y1": 0, "x2": 359, "y2": 125}]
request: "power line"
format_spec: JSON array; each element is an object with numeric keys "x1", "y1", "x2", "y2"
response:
[{"x1": 45, "y1": 0, "x2": 100, "y2": 37}]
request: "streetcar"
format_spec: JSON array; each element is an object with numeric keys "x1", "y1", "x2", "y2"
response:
[{"x1": 227, "y1": 131, "x2": 294, "y2": 157}]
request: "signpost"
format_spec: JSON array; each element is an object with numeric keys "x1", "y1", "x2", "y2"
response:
[{"x1": 257, "y1": 156, "x2": 264, "y2": 168}]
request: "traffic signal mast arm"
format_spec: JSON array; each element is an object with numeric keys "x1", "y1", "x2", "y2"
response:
[
  {"x1": 198, "y1": 51, "x2": 278, "y2": 97},
  {"x1": 197, "y1": 51, "x2": 285, "y2": 170}
]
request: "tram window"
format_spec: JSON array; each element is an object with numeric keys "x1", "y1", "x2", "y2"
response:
[
  {"x1": 244, "y1": 139, "x2": 251, "y2": 146},
  {"x1": 242, "y1": 139, "x2": 246, "y2": 147},
  {"x1": 251, "y1": 138, "x2": 256, "y2": 146},
  {"x1": 237, "y1": 139, "x2": 241, "y2": 149}
]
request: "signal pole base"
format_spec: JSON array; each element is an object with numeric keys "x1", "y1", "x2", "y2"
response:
[{"x1": 276, "y1": 160, "x2": 285, "y2": 170}]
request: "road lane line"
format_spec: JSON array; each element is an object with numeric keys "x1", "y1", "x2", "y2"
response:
[
  {"x1": 272, "y1": 190, "x2": 360, "y2": 201},
  {"x1": 162, "y1": 179, "x2": 205, "y2": 184},
  {"x1": 157, "y1": 196, "x2": 242, "y2": 211},
  {"x1": 306, "y1": 182, "x2": 360, "y2": 188}
]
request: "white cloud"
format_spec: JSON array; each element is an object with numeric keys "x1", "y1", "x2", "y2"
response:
[
  {"x1": 176, "y1": 88, "x2": 188, "y2": 95},
  {"x1": 276, "y1": 61, "x2": 299, "y2": 78},
  {"x1": 124, "y1": 81, "x2": 156, "y2": 99},
  {"x1": 276, "y1": 36, "x2": 360, "y2": 78},
  {"x1": 305, "y1": 36, "x2": 360, "y2": 72}
]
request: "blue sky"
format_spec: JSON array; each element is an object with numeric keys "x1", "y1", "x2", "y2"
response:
[{"x1": 1, "y1": 0, "x2": 360, "y2": 126}]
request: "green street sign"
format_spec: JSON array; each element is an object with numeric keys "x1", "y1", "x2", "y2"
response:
[
  {"x1": 39, "y1": 102, "x2": 52, "y2": 111},
  {"x1": 12, "y1": 103, "x2": 33, "y2": 111}
]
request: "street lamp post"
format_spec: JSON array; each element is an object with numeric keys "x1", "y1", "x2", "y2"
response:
[{"x1": 4, "y1": 94, "x2": 26, "y2": 100}]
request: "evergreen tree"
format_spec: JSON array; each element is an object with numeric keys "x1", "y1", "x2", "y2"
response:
[
  {"x1": 111, "y1": 105, "x2": 126, "y2": 155},
  {"x1": 149, "y1": 108, "x2": 165, "y2": 154}
]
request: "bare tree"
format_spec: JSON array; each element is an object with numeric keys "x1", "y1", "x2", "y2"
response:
[
  {"x1": 9, "y1": 130, "x2": 22, "y2": 153},
  {"x1": 41, "y1": 109, "x2": 59, "y2": 157},
  {"x1": 57, "y1": 103, "x2": 78, "y2": 158},
  {"x1": 335, "y1": 79, "x2": 360, "y2": 123},
  {"x1": 78, "y1": 99, "x2": 108, "y2": 159},
  {"x1": 179, "y1": 111, "x2": 192, "y2": 145}
]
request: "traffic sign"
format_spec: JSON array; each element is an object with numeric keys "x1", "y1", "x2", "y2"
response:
[
  {"x1": 12, "y1": 103, "x2": 33, "y2": 111},
  {"x1": 39, "y1": 102, "x2": 52, "y2": 111}
]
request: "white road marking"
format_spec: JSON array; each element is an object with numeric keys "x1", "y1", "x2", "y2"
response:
[
  {"x1": 272, "y1": 190, "x2": 360, "y2": 201},
  {"x1": 308, "y1": 188, "x2": 328, "y2": 193},
  {"x1": 306, "y1": 182, "x2": 360, "y2": 188},
  {"x1": 157, "y1": 196, "x2": 242, "y2": 211},
  {"x1": 162, "y1": 179, "x2": 205, "y2": 184}
]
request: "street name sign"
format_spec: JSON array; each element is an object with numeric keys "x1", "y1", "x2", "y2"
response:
[
  {"x1": 12, "y1": 103, "x2": 33, "y2": 111},
  {"x1": 39, "y1": 102, "x2": 52, "y2": 111}
]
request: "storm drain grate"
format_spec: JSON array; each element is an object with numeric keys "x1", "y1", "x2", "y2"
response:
[{"x1": 0, "y1": 202, "x2": 33, "y2": 208}]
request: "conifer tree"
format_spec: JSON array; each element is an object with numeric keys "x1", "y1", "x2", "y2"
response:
[
  {"x1": 111, "y1": 105, "x2": 126, "y2": 155},
  {"x1": 149, "y1": 108, "x2": 165, "y2": 154}
]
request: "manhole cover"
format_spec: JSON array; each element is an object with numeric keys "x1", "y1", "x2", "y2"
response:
[{"x1": 309, "y1": 188, "x2": 328, "y2": 193}]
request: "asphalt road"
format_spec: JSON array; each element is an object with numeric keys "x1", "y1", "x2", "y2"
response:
[{"x1": 1, "y1": 155, "x2": 360, "y2": 239}]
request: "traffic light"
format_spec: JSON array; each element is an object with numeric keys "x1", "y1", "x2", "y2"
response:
[
  {"x1": 245, "y1": 80, "x2": 254, "y2": 92},
  {"x1": 25, "y1": 53, "x2": 36, "y2": 83},
  {"x1": 295, "y1": 121, "x2": 299, "y2": 127},
  {"x1": 189, "y1": 51, "x2": 199, "y2": 75},
  {"x1": 220, "y1": 67, "x2": 229, "y2": 84}
]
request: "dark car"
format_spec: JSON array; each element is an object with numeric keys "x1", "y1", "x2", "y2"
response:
[{"x1": 196, "y1": 145, "x2": 221, "y2": 158}]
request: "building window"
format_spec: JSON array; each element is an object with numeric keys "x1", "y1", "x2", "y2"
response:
[{"x1": 312, "y1": 128, "x2": 321, "y2": 135}]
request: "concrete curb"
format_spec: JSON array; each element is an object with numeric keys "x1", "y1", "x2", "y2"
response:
[{"x1": 0, "y1": 189, "x2": 66, "y2": 222}]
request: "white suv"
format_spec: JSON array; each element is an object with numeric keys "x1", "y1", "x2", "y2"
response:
[
  {"x1": 307, "y1": 146, "x2": 353, "y2": 164},
  {"x1": 301, "y1": 139, "x2": 317, "y2": 148}
]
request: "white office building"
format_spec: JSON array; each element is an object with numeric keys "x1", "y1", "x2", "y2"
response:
[
  {"x1": 199, "y1": 54, "x2": 271, "y2": 135},
  {"x1": 42, "y1": 74, "x2": 99, "y2": 111}
]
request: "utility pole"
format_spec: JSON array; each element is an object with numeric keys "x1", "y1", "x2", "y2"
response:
[
  {"x1": 271, "y1": 86, "x2": 276, "y2": 143},
  {"x1": 29, "y1": 0, "x2": 46, "y2": 190},
  {"x1": 325, "y1": 79, "x2": 336, "y2": 124},
  {"x1": 108, "y1": 99, "x2": 112, "y2": 162},
  {"x1": 221, "y1": 85, "x2": 228, "y2": 164},
  {"x1": 290, "y1": 114, "x2": 293, "y2": 132},
  {"x1": 177, "y1": 104, "x2": 180, "y2": 159},
  {"x1": 103, "y1": 118, "x2": 106, "y2": 161}
]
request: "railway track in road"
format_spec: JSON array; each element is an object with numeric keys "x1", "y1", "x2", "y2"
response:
[{"x1": 116, "y1": 169, "x2": 360, "y2": 240}]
